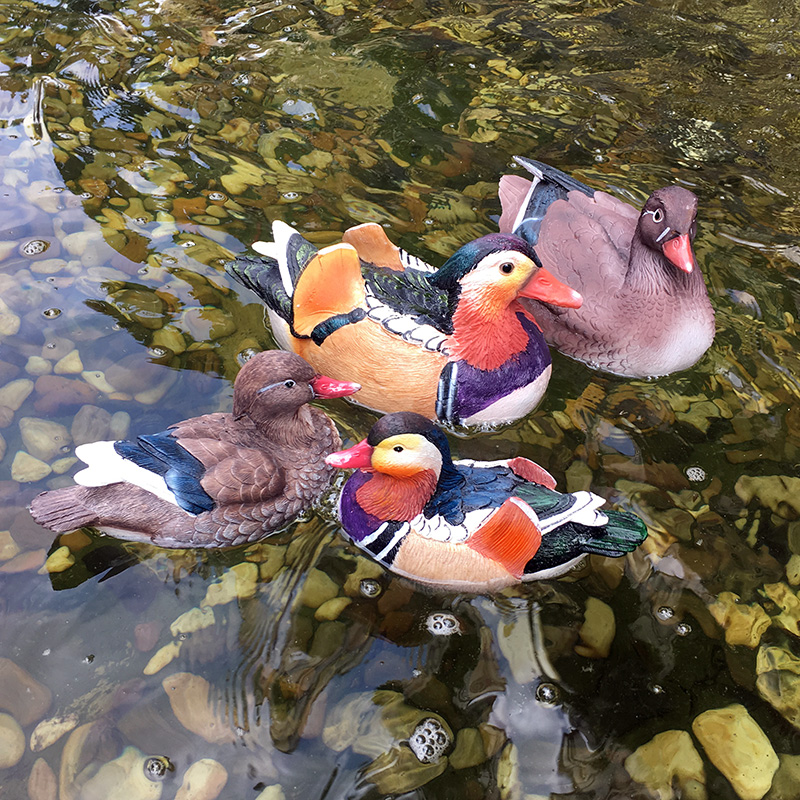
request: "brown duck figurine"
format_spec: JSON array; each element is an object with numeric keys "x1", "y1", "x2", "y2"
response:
[
  {"x1": 29, "y1": 351, "x2": 360, "y2": 548},
  {"x1": 499, "y1": 157, "x2": 715, "y2": 378}
]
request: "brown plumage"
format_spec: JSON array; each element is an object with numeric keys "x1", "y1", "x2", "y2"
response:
[
  {"x1": 499, "y1": 158, "x2": 715, "y2": 378},
  {"x1": 29, "y1": 351, "x2": 358, "y2": 548}
]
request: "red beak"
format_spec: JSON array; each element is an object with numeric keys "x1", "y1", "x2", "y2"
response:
[
  {"x1": 519, "y1": 267, "x2": 583, "y2": 308},
  {"x1": 310, "y1": 374, "x2": 361, "y2": 399},
  {"x1": 662, "y1": 233, "x2": 695, "y2": 274},
  {"x1": 325, "y1": 438, "x2": 374, "y2": 469}
]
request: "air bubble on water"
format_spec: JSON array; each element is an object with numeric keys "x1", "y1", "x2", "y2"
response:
[
  {"x1": 408, "y1": 718, "x2": 450, "y2": 763},
  {"x1": 360, "y1": 579, "x2": 381, "y2": 597},
  {"x1": 685, "y1": 466, "x2": 706, "y2": 482},
  {"x1": 21, "y1": 239, "x2": 50, "y2": 256},
  {"x1": 675, "y1": 622, "x2": 692, "y2": 636},
  {"x1": 425, "y1": 612, "x2": 461, "y2": 636},
  {"x1": 656, "y1": 606, "x2": 675, "y2": 621},
  {"x1": 536, "y1": 682, "x2": 559, "y2": 704}
]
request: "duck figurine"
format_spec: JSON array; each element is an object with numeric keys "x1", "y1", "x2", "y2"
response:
[
  {"x1": 325, "y1": 412, "x2": 648, "y2": 591},
  {"x1": 226, "y1": 221, "x2": 582, "y2": 427},
  {"x1": 29, "y1": 351, "x2": 360, "y2": 548},
  {"x1": 498, "y1": 157, "x2": 715, "y2": 378}
]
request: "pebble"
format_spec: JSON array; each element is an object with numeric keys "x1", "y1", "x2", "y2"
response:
[
  {"x1": 162, "y1": 672, "x2": 235, "y2": 744},
  {"x1": 756, "y1": 645, "x2": 800, "y2": 729},
  {"x1": 299, "y1": 568, "x2": 340, "y2": 608},
  {"x1": 202, "y1": 563, "x2": 258, "y2": 607},
  {"x1": 315, "y1": 597, "x2": 352, "y2": 622},
  {"x1": 143, "y1": 642, "x2": 182, "y2": 676},
  {"x1": 71, "y1": 405, "x2": 112, "y2": 445},
  {"x1": 75, "y1": 745, "x2": 164, "y2": 800},
  {"x1": 41, "y1": 545, "x2": 75, "y2": 573},
  {"x1": 170, "y1": 606, "x2": 215, "y2": 637},
  {"x1": 0, "y1": 657, "x2": 52, "y2": 725},
  {"x1": 449, "y1": 727, "x2": 487, "y2": 770},
  {"x1": 53, "y1": 350, "x2": 84, "y2": 375},
  {"x1": 28, "y1": 757, "x2": 57, "y2": 800},
  {"x1": 0, "y1": 712, "x2": 25, "y2": 768},
  {"x1": 624, "y1": 729, "x2": 705, "y2": 799},
  {"x1": 0, "y1": 378, "x2": 34, "y2": 410},
  {"x1": 0, "y1": 530, "x2": 20, "y2": 561},
  {"x1": 0, "y1": 549, "x2": 47, "y2": 573},
  {"x1": 0, "y1": 432, "x2": 5, "y2": 461},
  {"x1": 25, "y1": 357, "x2": 53, "y2": 376},
  {"x1": 34, "y1": 375, "x2": 98, "y2": 414},
  {"x1": 134, "y1": 621, "x2": 162, "y2": 652},
  {"x1": 709, "y1": 592, "x2": 772, "y2": 648},
  {"x1": 81, "y1": 370, "x2": 117, "y2": 394},
  {"x1": 109, "y1": 411, "x2": 131, "y2": 440},
  {"x1": 0, "y1": 298, "x2": 21, "y2": 337},
  {"x1": 19, "y1": 417, "x2": 72, "y2": 461},
  {"x1": 254, "y1": 787, "x2": 286, "y2": 800},
  {"x1": 692, "y1": 704, "x2": 778, "y2": 800},
  {"x1": 11, "y1": 451, "x2": 52, "y2": 482},
  {"x1": 575, "y1": 597, "x2": 616, "y2": 658},
  {"x1": 30, "y1": 713, "x2": 79, "y2": 752},
  {"x1": 175, "y1": 759, "x2": 228, "y2": 800},
  {"x1": 51, "y1": 457, "x2": 78, "y2": 475}
]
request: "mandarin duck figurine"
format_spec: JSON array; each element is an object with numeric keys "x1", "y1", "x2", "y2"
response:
[
  {"x1": 326, "y1": 412, "x2": 648, "y2": 591},
  {"x1": 29, "y1": 351, "x2": 359, "y2": 548},
  {"x1": 498, "y1": 157, "x2": 715, "y2": 377},
  {"x1": 226, "y1": 221, "x2": 582, "y2": 427}
]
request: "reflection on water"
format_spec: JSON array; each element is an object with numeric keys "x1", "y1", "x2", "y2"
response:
[{"x1": 1, "y1": 0, "x2": 800, "y2": 797}]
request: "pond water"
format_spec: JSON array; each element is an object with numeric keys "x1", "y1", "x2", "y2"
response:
[{"x1": 1, "y1": 0, "x2": 800, "y2": 797}]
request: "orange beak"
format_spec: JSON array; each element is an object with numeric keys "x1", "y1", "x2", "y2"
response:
[
  {"x1": 310, "y1": 375, "x2": 361, "y2": 399},
  {"x1": 519, "y1": 267, "x2": 583, "y2": 309},
  {"x1": 662, "y1": 233, "x2": 695, "y2": 274},
  {"x1": 326, "y1": 438, "x2": 373, "y2": 468}
]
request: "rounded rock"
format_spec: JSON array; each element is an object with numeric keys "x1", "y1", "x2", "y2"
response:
[
  {"x1": 0, "y1": 712, "x2": 25, "y2": 768},
  {"x1": 175, "y1": 758, "x2": 228, "y2": 800}
]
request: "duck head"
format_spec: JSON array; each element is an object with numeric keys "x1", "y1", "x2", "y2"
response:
[
  {"x1": 429, "y1": 233, "x2": 582, "y2": 314},
  {"x1": 637, "y1": 186, "x2": 698, "y2": 274},
  {"x1": 233, "y1": 351, "x2": 360, "y2": 425},
  {"x1": 327, "y1": 412, "x2": 463, "y2": 521}
]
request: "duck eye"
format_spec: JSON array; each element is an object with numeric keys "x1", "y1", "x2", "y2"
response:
[
  {"x1": 393, "y1": 445, "x2": 404, "y2": 452},
  {"x1": 500, "y1": 262, "x2": 514, "y2": 275},
  {"x1": 284, "y1": 380, "x2": 296, "y2": 388},
  {"x1": 652, "y1": 208, "x2": 664, "y2": 224}
]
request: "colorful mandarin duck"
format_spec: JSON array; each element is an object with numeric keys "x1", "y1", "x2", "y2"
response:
[
  {"x1": 326, "y1": 412, "x2": 648, "y2": 591},
  {"x1": 226, "y1": 221, "x2": 582, "y2": 427},
  {"x1": 499, "y1": 157, "x2": 715, "y2": 378},
  {"x1": 29, "y1": 352, "x2": 359, "y2": 548}
]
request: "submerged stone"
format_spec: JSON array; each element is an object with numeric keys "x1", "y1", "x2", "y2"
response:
[
  {"x1": 709, "y1": 591, "x2": 772, "y2": 648},
  {"x1": 575, "y1": 596, "x2": 615, "y2": 658},
  {"x1": 11, "y1": 451, "x2": 52, "y2": 482},
  {"x1": 0, "y1": 712, "x2": 25, "y2": 768},
  {"x1": 0, "y1": 659, "x2": 52, "y2": 726},
  {"x1": 28, "y1": 757, "x2": 58, "y2": 800},
  {"x1": 756, "y1": 645, "x2": 800, "y2": 730},
  {"x1": 30, "y1": 713, "x2": 79, "y2": 752},
  {"x1": 19, "y1": 417, "x2": 71, "y2": 462},
  {"x1": 174, "y1": 758, "x2": 228, "y2": 800},
  {"x1": 692, "y1": 704, "x2": 778, "y2": 800},
  {"x1": 624, "y1": 729, "x2": 706, "y2": 800},
  {"x1": 162, "y1": 673, "x2": 234, "y2": 744},
  {"x1": 74, "y1": 745, "x2": 163, "y2": 800}
]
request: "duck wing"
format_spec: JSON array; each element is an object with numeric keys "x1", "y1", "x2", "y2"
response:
[
  {"x1": 500, "y1": 158, "x2": 640, "y2": 294},
  {"x1": 363, "y1": 263, "x2": 453, "y2": 337}
]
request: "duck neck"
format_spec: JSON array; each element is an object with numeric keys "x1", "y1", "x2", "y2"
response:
[
  {"x1": 251, "y1": 405, "x2": 318, "y2": 447},
  {"x1": 446, "y1": 294, "x2": 529, "y2": 371},
  {"x1": 355, "y1": 469, "x2": 438, "y2": 522},
  {"x1": 625, "y1": 233, "x2": 703, "y2": 297}
]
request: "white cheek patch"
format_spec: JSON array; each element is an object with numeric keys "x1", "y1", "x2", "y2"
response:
[
  {"x1": 74, "y1": 441, "x2": 181, "y2": 507},
  {"x1": 655, "y1": 226, "x2": 671, "y2": 243}
]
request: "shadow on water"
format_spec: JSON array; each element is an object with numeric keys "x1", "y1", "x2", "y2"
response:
[{"x1": 1, "y1": 0, "x2": 800, "y2": 797}]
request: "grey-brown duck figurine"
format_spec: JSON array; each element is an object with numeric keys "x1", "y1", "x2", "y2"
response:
[
  {"x1": 29, "y1": 351, "x2": 359, "y2": 548},
  {"x1": 499, "y1": 157, "x2": 715, "y2": 378}
]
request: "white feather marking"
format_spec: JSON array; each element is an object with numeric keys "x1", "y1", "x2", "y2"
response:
[
  {"x1": 252, "y1": 240, "x2": 280, "y2": 258},
  {"x1": 655, "y1": 226, "x2": 671, "y2": 243},
  {"x1": 74, "y1": 441, "x2": 181, "y2": 507},
  {"x1": 271, "y1": 219, "x2": 300, "y2": 298}
]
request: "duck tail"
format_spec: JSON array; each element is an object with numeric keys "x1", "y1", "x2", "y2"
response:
[
  {"x1": 500, "y1": 157, "x2": 595, "y2": 246},
  {"x1": 29, "y1": 487, "x2": 97, "y2": 533},
  {"x1": 580, "y1": 510, "x2": 648, "y2": 557},
  {"x1": 225, "y1": 221, "x2": 319, "y2": 322}
]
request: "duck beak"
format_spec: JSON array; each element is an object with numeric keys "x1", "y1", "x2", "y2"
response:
[
  {"x1": 662, "y1": 234, "x2": 695, "y2": 274},
  {"x1": 326, "y1": 438, "x2": 374, "y2": 469},
  {"x1": 310, "y1": 374, "x2": 361, "y2": 399},
  {"x1": 519, "y1": 267, "x2": 583, "y2": 308}
]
